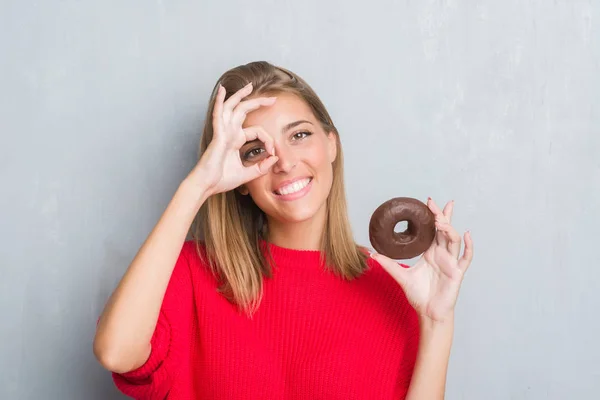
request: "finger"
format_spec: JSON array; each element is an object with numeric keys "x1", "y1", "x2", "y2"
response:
[
  {"x1": 457, "y1": 231, "x2": 473, "y2": 273},
  {"x1": 435, "y1": 246, "x2": 460, "y2": 278},
  {"x1": 434, "y1": 219, "x2": 461, "y2": 259},
  {"x1": 442, "y1": 200, "x2": 454, "y2": 224},
  {"x1": 222, "y1": 82, "x2": 254, "y2": 123},
  {"x1": 242, "y1": 155, "x2": 279, "y2": 181},
  {"x1": 368, "y1": 251, "x2": 410, "y2": 288},
  {"x1": 428, "y1": 197, "x2": 447, "y2": 223},
  {"x1": 212, "y1": 85, "x2": 226, "y2": 137},
  {"x1": 230, "y1": 97, "x2": 277, "y2": 129},
  {"x1": 243, "y1": 126, "x2": 275, "y2": 156},
  {"x1": 428, "y1": 198, "x2": 448, "y2": 247}
]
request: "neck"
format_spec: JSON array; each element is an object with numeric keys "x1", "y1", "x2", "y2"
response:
[{"x1": 265, "y1": 205, "x2": 328, "y2": 250}]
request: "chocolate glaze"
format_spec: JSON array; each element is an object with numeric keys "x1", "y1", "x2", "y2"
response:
[{"x1": 369, "y1": 197, "x2": 436, "y2": 259}]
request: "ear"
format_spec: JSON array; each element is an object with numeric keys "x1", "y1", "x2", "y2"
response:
[
  {"x1": 237, "y1": 185, "x2": 249, "y2": 195},
  {"x1": 327, "y1": 131, "x2": 337, "y2": 162}
]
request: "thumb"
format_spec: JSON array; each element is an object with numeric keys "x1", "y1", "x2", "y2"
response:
[
  {"x1": 241, "y1": 155, "x2": 278, "y2": 182},
  {"x1": 370, "y1": 251, "x2": 410, "y2": 288}
]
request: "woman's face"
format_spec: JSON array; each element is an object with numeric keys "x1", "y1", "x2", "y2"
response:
[{"x1": 239, "y1": 92, "x2": 337, "y2": 225}]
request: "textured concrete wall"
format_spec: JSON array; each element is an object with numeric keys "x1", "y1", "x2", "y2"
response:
[{"x1": 1, "y1": 1, "x2": 598, "y2": 398}]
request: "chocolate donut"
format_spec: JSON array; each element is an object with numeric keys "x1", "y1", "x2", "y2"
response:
[{"x1": 369, "y1": 197, "x2": 436, "y2": 259}]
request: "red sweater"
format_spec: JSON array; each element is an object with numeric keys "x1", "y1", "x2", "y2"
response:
[{"x1": 112, "y1": 240, "x2": 420, "y2": 399}]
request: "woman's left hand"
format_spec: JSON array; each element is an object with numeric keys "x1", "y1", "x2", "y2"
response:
[{"x1": 371, "y1": 198, "x2": 474, "y2": 323}]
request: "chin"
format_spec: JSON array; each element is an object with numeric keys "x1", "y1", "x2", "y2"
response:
[
  {"x1": 270, "y1": 201, "x2": 325, "y2": 224},
  {"x1": 283, "y1": 208, "x2": 320, "y2": 223}
]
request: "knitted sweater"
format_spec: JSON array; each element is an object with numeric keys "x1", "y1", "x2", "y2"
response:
[{"x1": 112, "y1": 240, "x2": 420, "y2": 399}]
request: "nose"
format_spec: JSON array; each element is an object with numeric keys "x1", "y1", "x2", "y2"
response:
[{"x1": 271, "y1": 143, "x2": 297, "y2": 174}]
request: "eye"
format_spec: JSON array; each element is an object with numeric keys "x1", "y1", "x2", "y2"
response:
[
  {"x1": 243, "y1": 147, "x2": 265, "y2": 160},
  {"x1": 292, "y1": 131, "x2": 312, "y2": 140}
]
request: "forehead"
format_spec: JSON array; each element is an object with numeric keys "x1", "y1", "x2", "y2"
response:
[{"x1": 242, "y1": 92, "x2": 316, "y2": 129}]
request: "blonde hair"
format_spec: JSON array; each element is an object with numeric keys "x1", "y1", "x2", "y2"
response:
[{"x1": 192, "y1": 61, "x2": 369, "y2": 317}]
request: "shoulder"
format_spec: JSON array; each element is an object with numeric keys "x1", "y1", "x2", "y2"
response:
[
  {"x1": 174, "y1": 240, "x2": 210, "y2": 268},
  {"x1": 169, "y1": 240, "x2": 195, "y2": 278},
  {"x1": 165, "y1": 240, "x2": 211, "y2": 290},
  {"x1": 360, "y1": 247, "x2": 413, "y2": 301},
  {"x1": 355, "y1": 247, "x2": 419, "y2": 337},
  {"x1": 174, "y1": 239, "x2": 221, "y2": 287}
]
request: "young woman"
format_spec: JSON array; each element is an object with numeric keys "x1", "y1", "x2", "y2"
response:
[{"x1": 93, "y1": 61, "x2": 473, "y2": 399}]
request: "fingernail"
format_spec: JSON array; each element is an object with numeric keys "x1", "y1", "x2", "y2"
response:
[{"x1": 246, "y1": 82, "x2": 253, "y2": 87}]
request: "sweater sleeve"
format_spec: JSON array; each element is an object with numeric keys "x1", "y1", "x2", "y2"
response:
[{"x1": 111, "y1": 241, "x2": 195, "y2": 400}]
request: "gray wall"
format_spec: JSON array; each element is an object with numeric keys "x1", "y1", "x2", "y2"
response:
[{"x1": 1, "y1": 1, "x2": 598, "y2": 399}]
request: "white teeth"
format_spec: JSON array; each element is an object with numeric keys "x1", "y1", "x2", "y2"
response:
[{"x1": 277, "y1": 178, "x2": 310, "y2": 195}]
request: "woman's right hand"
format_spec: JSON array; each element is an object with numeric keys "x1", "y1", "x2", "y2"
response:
[{"x1": 188, "y1": 82, "x2": 279, "y2": 197}]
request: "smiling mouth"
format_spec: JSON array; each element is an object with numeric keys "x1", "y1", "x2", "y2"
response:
[{"x1": 274, "y1": 178, "x2": 313, "y2": 196}]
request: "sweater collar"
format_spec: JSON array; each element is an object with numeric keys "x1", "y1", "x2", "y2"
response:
[{"x1": 259, "y1": 239, "x2": 326, "y2": 268}]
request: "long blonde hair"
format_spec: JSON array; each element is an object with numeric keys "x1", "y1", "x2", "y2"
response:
[{"x1": 192, "y1": 61, "x2": 369, "y2": 317}]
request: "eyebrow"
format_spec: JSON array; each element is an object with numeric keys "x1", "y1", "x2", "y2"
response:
[
  {"x1": 282, "y1": 120, "x2": 313, "y2": 133},
  {"x1": 242, "y1": 120, "x2": 314, "y2": 147}
]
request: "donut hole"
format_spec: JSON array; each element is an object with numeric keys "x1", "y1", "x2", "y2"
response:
[{"x1": 394, "y1": 221, "x2": 408, "y2": 234}]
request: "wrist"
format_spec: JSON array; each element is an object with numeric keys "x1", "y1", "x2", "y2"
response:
[
  {"x1": 179, "y1": 177, "x2": 212, "y2": 208},
  {"x1": 404, "y1": 313, "x2": 454, "y2": 400},
  {"x1": 418, "y1": 312, "x2": 455, "y2": 332}
]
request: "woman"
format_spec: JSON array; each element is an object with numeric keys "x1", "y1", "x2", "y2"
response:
[{"x1": 93, "y1": 61, "x2": 473, "y2": 399}]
